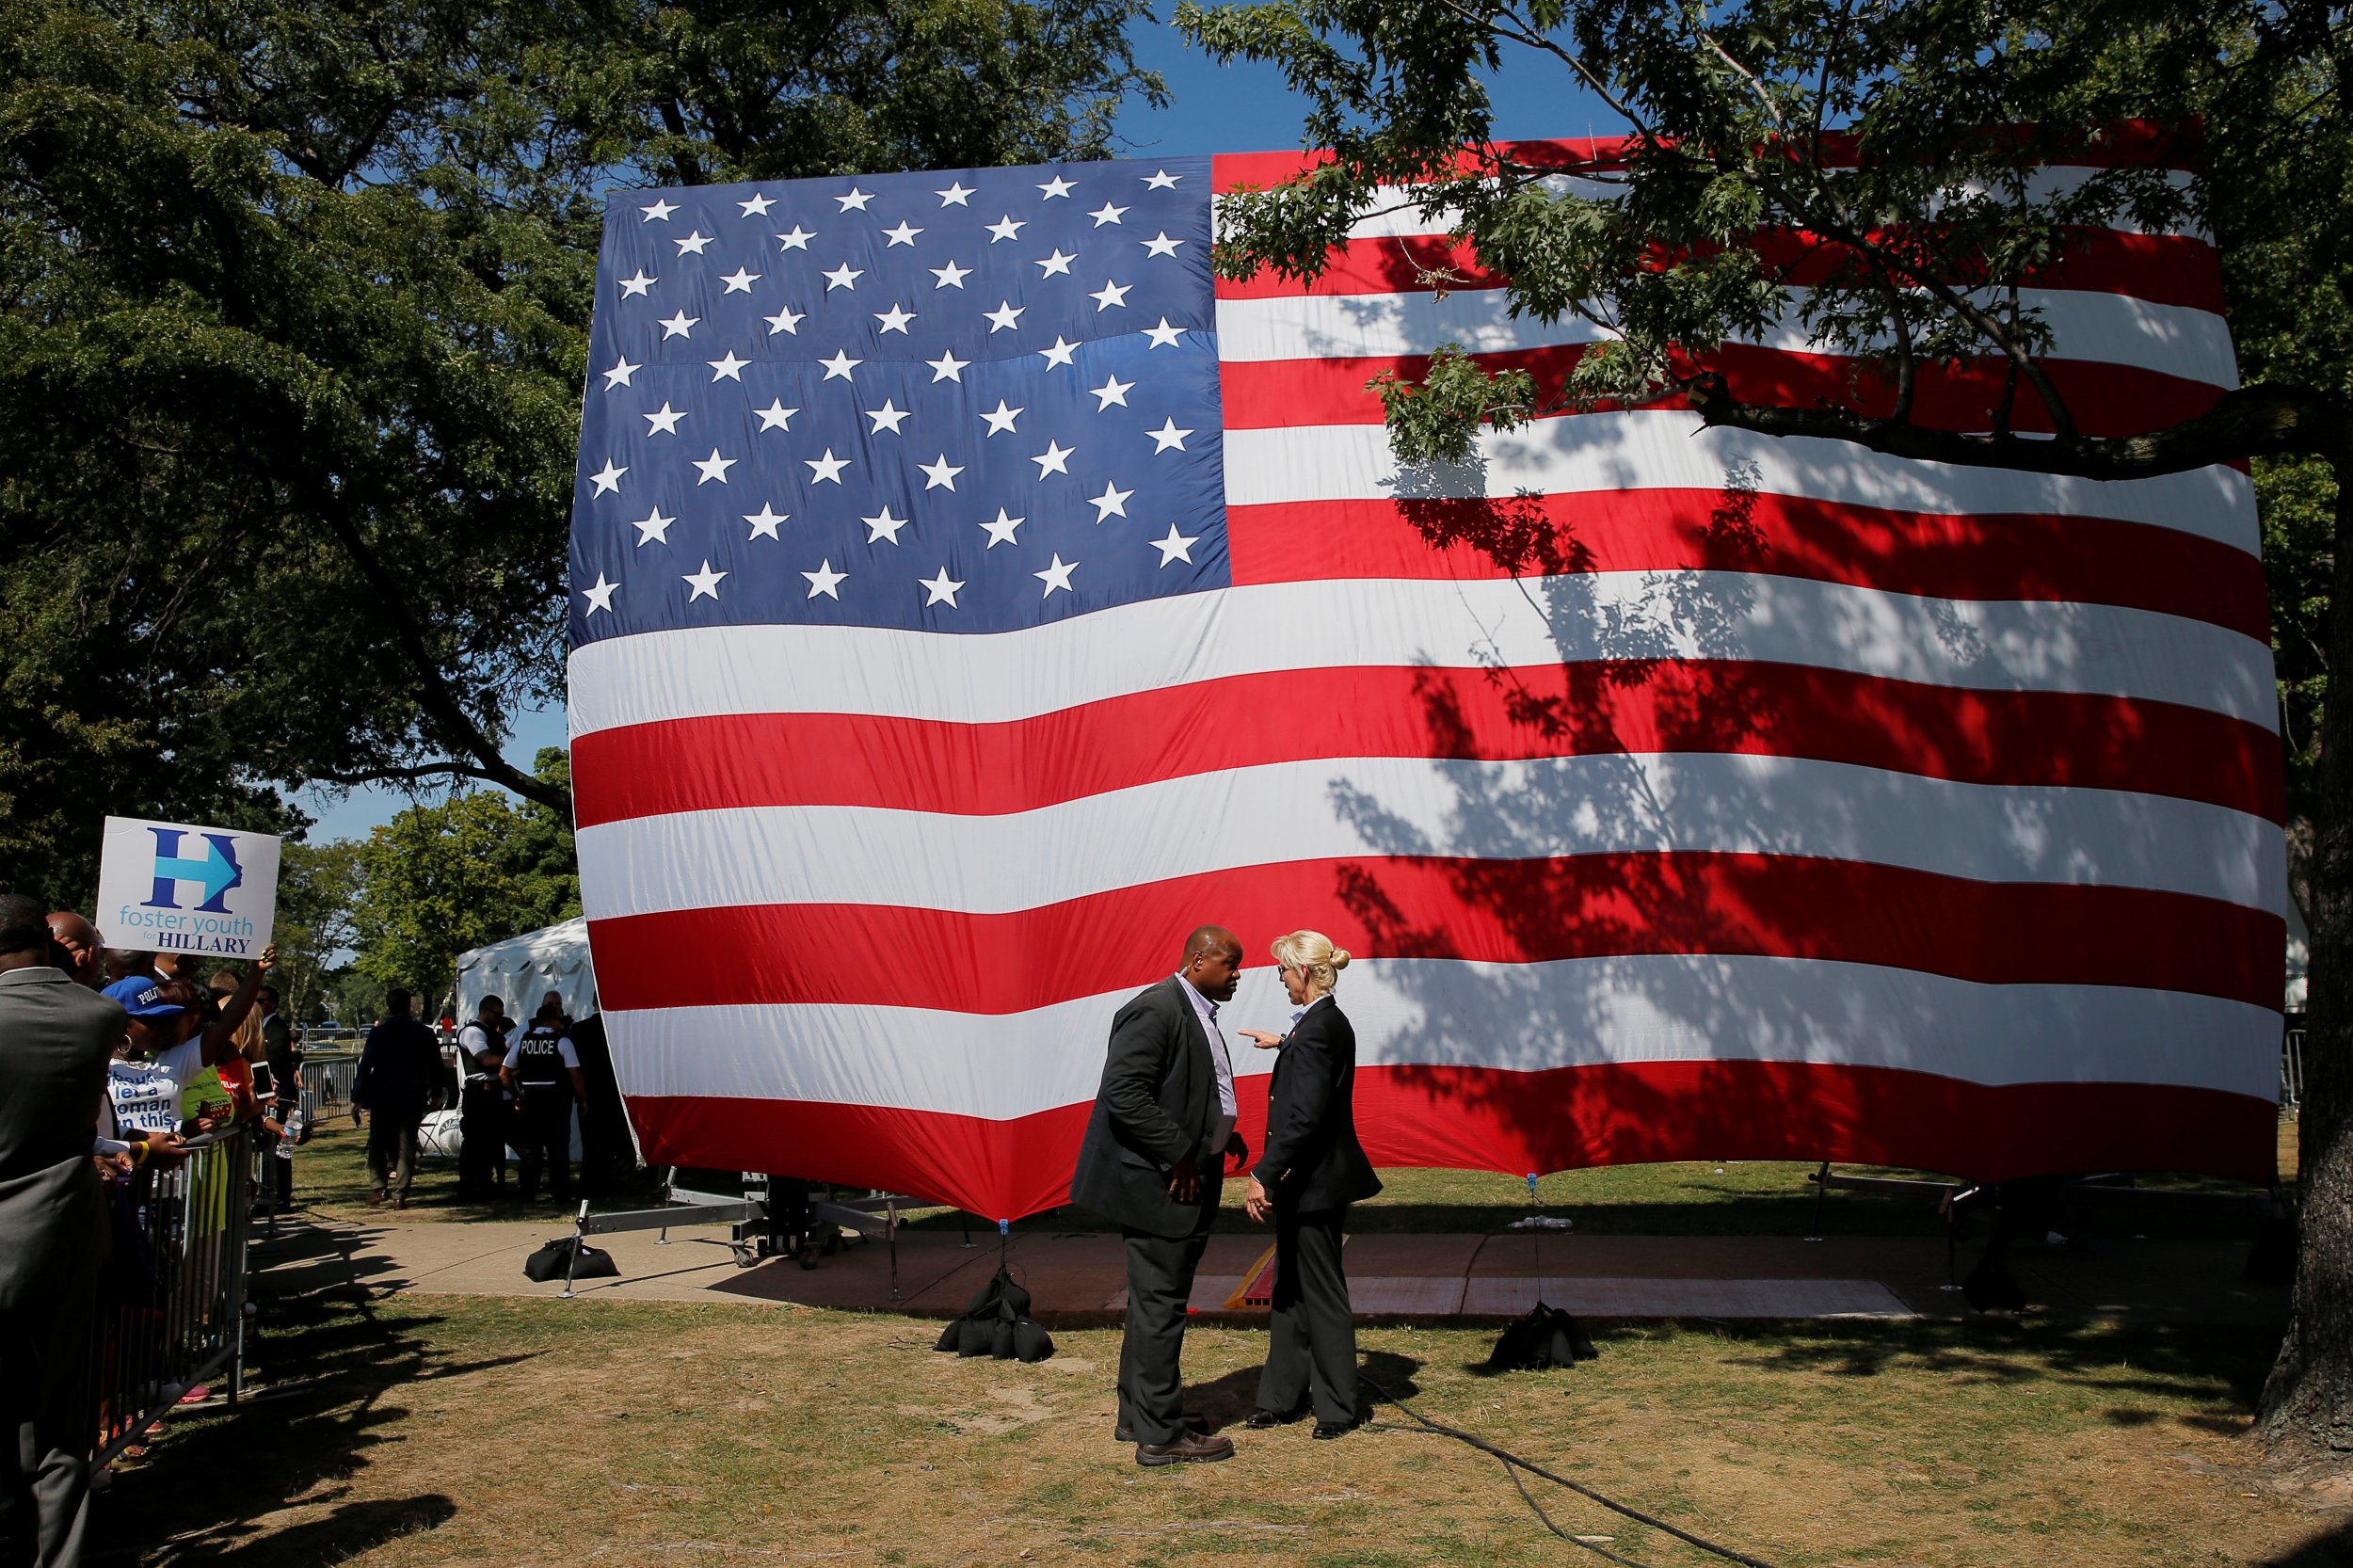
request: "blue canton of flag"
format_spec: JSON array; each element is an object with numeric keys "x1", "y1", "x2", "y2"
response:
[{"x1": 568, "y1": 157, "x2": 1224, "y2": 644}]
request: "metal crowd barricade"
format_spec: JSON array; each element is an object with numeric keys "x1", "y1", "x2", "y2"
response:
[
  {"x1": 88, "y1": 1127, "x2": 254, "y2": 1469},
  {"x1": 2283, "y1": 1022, "x2": 2307, "y2": 1114},
  {"x1": 305, "y1": 1052, "x2": 360, "y2": 1114}
]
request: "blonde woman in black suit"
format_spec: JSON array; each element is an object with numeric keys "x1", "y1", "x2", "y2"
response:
[{"x1": 1237, "y1": 930, "x2": 1383, "y2": 1439}]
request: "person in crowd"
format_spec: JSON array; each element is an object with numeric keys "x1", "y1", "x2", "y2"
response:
[
  {"x1": 151, "y1": 952, "x2": 190, "y2": 983},
  {"x1": 100, "y1": 949, "x2": 269, "y2": 1142},
  {"x1": 1069, "y1": 925, "x2": 1252, "y2": 1467},
  {"x1": 353, "y1": 988, "x2": 442, "y2": 1209},
  {"x1": 1237, "y1": 931, "x2": 1383, "y2": 1441},
  {"x1": 501, "y1": 1000, "x2": 585, "y2": 1203},
  {"x1": 43, "y1": 912, "x2": 104, "y2": 990},
  {"x1": 257, "y1": 985, "x2": 301, "y2": 1212},
  {"x1": 163, "y1": 958, "x2": 271, "y2": 1135},
  {"x1": 456, "y1": 997, "x2": 513, "y2": 1201},
  {"x1": 0, "y1": 893, "x2": 122, "y2": 1567},
  {"x1": 101, "y1": 949, "x2": 143, "y2": 984},
  {"x1": 537, "y1": 989, "x2": 573, "y2": 1030}
]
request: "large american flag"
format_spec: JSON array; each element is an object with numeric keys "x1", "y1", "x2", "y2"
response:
[{"x1": 567, "y1": 142, "x2": 2282, "y2": 1221}]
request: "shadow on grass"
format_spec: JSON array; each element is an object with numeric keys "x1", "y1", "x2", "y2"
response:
[
  {"x1": 2264, "y1": 1521, "x2": 2353, "y2": 1567},
  {"x1": 1708, "y1": 1317, "x2": 2278, "y2": 1409},
  {"x1": 90, "y1": 1285, "x2": 538, "y2": 1566}
]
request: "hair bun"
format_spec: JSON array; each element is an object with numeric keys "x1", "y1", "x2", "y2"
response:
[{"x1": 1329, "y1": 948, "x2": 1351, "y2": 969}]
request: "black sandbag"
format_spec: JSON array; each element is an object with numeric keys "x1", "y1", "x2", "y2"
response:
[
  {"x1": 990, "y1": 1316, "x2": 1017, "y2": 1360},
  {"x1": 1013, "y1": 1320, "x2": 1056, "y2": 1363},
  {"x1": 934, "y1": 1319, "x2": 966, "y2": 1353},
  {"x1": 1488, "y1": 1304, "x2": 1588, "y2": 1370},
  {"x1": 1962, "y1": 1252, "x2": 2027, "y2": 1313},
  {"x1": 522, "y1": 1237, "x2": 618, "y2": 1284}
]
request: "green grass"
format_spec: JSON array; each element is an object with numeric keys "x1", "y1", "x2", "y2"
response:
[{"x1": 104, "y1": 1285, "x2": 2320, "y2": 1568}]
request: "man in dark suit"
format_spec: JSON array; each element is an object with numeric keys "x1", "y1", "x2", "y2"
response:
[
  {"x1": 1069, "y1": 925, "x2": 1250, "y2": 1466},
  {"x1": 1239, "y1": 936, "x2": 1383, "y2": 1439},
  {"x1": 0, "y1": 894, "x2": 122, "y2": 1566}
]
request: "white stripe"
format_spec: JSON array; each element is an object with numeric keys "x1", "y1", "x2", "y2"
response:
[
  {"x1": 568, "y1": 570, "x2": 2276, "y2": 736},
  {"x1": 1253, "y1": 168, "x2": 2206, "y2": 242},
  {"x1": 574, "y1": 752, "x2": 2283, "y2": 919},
  {"x1": 1214, "y1": 286, "x2": 2235, "y2": 388},
  {"x1": 601, "y1": 956, "x2": 2280, "y2": 1121},
  {"x1": 1220, "y1": 409, "x2": 2258, "y2": 552}
]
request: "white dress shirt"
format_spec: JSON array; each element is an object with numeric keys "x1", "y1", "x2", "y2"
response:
[{"x1": 1174, "y1": 972, "x2": 1238, "y2": 1156}]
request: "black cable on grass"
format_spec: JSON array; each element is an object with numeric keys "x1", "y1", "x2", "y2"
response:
[
  {"x1": 1361, "y1": 1376, "x2": 1787, "y2": 1568},
  {"x1": 1500, "y1": 1459, "x2": 1659, "y2": 1568}
]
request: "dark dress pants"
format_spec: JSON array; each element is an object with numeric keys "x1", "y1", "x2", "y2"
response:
[
  {"x1": 1257, "y1": 1206, "x2": 1359, "y2": 1424},
  {"x1": 456, "y1": 1082, "x2": 508, "y2": 1198},
  {"x1": 516, "y1": 1094, "x2": 572, "y2": 1201},
  {"x1": 0, "y1": 1258, "x2": 96, "y2": 1568},
  {"x1": 1117, "y1": 1226, "x2": 1210, "y2": 1444}
]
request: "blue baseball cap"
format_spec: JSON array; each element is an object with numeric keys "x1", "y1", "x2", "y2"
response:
[{"x1": 104, "y1": 976, "x2": 184, "y2": 1019}]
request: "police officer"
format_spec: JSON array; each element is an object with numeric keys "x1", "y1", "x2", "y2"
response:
[
  {"x1": 500, "y1": 1000, "x2": 584, "y2": 1202},
  {"x1": 456, "y1": 996, "x2": 512, "y2": 1200}
]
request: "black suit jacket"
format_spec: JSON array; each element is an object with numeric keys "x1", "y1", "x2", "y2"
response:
[
  {"x1": 1251, "y1": 996, "x2": 1381, "y2": 1212},
  {"x1": 1068, "y1": 976, "x2": 1227, "y2": 1238},
  {"x1": 0, "y1": 966, "x2": 121, "y2": 1312}
]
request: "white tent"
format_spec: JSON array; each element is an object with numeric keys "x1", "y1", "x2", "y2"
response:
[{"x1": 453, "y1": 917, "x2": 598, "y2": 1024}]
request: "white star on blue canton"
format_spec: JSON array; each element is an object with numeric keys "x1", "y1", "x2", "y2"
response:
[
  {"x1": 582, "y1": 573, "x2": 618, "y2": 612},
  {"x1": 1150, "y1": 525, "x2": 1199, "y2": 566},
  {"x1": 1033, "y1": 552, "x2": 1078, "y2": 596},
  {"x1": 920, "y1": 568, "x2": 965, "y2": 606},
  {"x1": 682, "y1": 559, "x2": 727, "y2": 600}
]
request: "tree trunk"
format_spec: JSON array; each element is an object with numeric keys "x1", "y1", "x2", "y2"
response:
[{"x1": 2262, "y1": 453, "x2": 2353, "y2": 1459}]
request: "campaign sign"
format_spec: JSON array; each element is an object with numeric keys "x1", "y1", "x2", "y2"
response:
[{"x1": 95, "y1": 816, "x2": 281, "y2": 959}]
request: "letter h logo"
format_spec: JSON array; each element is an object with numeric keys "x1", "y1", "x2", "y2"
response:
[{"x1": 145, "y1": 828, "x2": 245, "y2": 913}]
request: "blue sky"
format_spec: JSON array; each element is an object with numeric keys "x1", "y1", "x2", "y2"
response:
[{"x1": 298, "y1": 13, "x2": 1619, "y2": 845}]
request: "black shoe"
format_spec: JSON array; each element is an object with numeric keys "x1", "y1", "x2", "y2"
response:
[
  {"x1": 1136, "y1": 1432, "x2": 1234, "y2": 1466},
  {"x1": 1244, "y1": 1408, "x2": 1305, "y2": 1431},
  {"x1": 1312, "y1": 1419, "x2": 1354, "y2": 1441}
]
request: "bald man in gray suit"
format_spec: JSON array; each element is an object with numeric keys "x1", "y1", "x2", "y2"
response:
[{"x1": 0, "y1": 895, "x2": 121, "y2": 1567}]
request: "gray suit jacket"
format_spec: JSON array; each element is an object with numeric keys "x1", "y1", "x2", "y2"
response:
[
  {"x1": 1067, "y1": 977, "x2": 1226, "y2": 1238},
  {"x1": 0, "y1": 966, "x2": 121, "y2": 1311}
]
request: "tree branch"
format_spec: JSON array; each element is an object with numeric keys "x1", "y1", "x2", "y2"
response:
[
  {"x1": 303, "y1": 484, "x2": 573, "y2": 817},
  {"x1": 1682, "y1": 373, "x2": 2353, "y2": 478},
  {"x1": 309, "y1": 761, "x2": 513, "y2": 788}
]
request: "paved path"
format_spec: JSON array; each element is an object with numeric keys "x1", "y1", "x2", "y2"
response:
[{"x1": 248, "y1": 1209, "x2": 2287, "y2": 1326}]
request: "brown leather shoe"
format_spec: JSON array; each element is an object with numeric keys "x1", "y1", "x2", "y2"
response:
[{"x1": 1135, "y1": 1432, "x2": 1234, "y2": 1466}]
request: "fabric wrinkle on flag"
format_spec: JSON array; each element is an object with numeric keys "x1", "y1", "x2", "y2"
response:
[{"x1": 566, "y1": 142, "x2": 2283, "y2": 1223}]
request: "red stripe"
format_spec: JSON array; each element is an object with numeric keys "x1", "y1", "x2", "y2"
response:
[
  {"x1": 1212, "y1": 229, "x2": 2222, "y2": 312},
  {"x1": 1210, "y1": 126, "x2": 2199, "y2": 191},
  {"x1": 623, "y1": 1063, "x2": 2272, "y2": 1223},
  {"x1": 570, "y1": 664, "x2": 2281, "y2": 827},
  {"x1": 1225, "y1": 491, "x2": 2271, "y2": 646},
  {"x1": 587, "y1": 855, "x2": 2282, "y2": 1015},
  {"x1": 1218, "y1": 343, "x2": 2227, "y2": 437}
]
